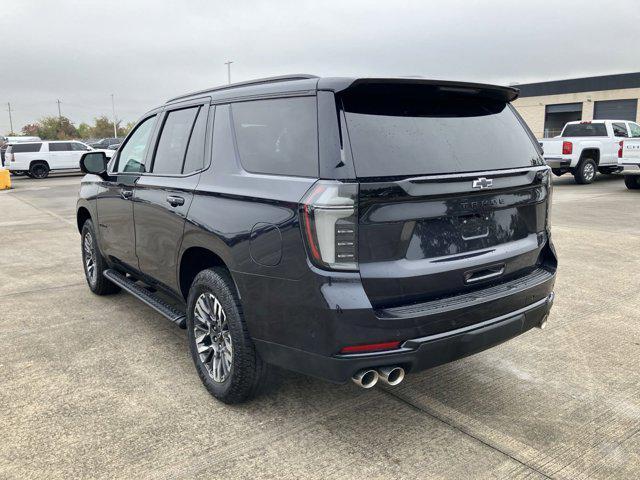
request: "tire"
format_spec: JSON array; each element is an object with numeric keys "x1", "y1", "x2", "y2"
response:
[
  {"x1": 187, "y1": 268, "x2": 267, "y2": 404},
  {"x1": 624, "y1": 175, "x2": 640, "y2": 190},
  {"x1": 80, "y1": 219, "x2": 120, "y2": 295},
  {"x1": 29, "y1": 161, "x2": 50, "y2": 179},
  {"x1": 551, "y1": 168, "x2": 564, "y2": 177},
  {"x1": 573, "y1": 158, "x2": 597, "y2": 185}
]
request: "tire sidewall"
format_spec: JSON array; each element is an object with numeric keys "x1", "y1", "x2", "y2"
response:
[
  {"x1": 186, "y1": 269, "x2": 247, "y2": 400},
  {"x1": 81, "y1": 220, "x2": 100, "y2": 290}
]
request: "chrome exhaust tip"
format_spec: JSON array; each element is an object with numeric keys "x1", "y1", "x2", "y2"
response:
[
  {"x1": 352, "y1": 369, "x2": 379, "y2": 389},
  {"x1": 377, "y1": 366, "x2": 405, "y2": 386},
  {"x1": 539, "y1": 315, "x2": 549, "y2": 329}
]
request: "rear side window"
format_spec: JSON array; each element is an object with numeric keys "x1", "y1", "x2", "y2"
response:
[
  {"x1": 182, "y1": 106, "x2": 209, "y2": 174},
  {"x1": 49, "y1": 142, "x2": 72, "y2": 152},
  {"x1": 9, "y1": 143, "x2": 42, "y2": 153},
  {"x1": 342, "y1": 88, "x2": 541, "y2": 177},
  {"x1": 612, "y1": 123, "x2": 629, "y2": 137},
  {"x1": 562, "y1": 123, "x2": 607, "y2": 137},
  {"x1": 231, "y1": 97, "x2": 318, "y2": 177},
  {"x1": 152, "y1": 107, "x2": 200, "y2": 174}
]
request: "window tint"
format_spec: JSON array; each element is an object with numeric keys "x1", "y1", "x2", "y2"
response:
[
  {"x1": 71, "y1": 142, "x2": 90, "y2": 151},
  {"x1": 628, "y1": 123, "x2": 640, "y2": 138},
  {"x1": 183, "y1": 106, "x2": 208, "y2": 174},
  {"x1": 231, "y1": 97, "x2": 318, "y2": 177},
  {"x1": 612, "y1": 123, "x2": 628, "y2": 137},
  {"x1": 152, "y1": 107, "x2": 199, "y2": 174},
  {"x1": 9, "y1": 143, "x2": 42, "y2": 153},
  {"x1": 49, "y1": 142, "x2": 72, "y2": 152},
  {"x1": 342, "y1": 89, "x2": 541, "y2": 177},
  {"x1": 116, "y1": 115, "x2": 157, "y2": 173},
  {"x1": 562, "y1": 123, "x2": 607, "y2": 137}
]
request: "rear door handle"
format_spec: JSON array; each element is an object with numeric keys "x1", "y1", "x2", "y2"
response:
[
  {"x1": 121, "y1": 188, "x2": 134, "y2": 199},
  {"x1": 166, "y1": 195, "x2": 185, "y2": 207}
]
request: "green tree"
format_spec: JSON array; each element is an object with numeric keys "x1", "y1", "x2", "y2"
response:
[
  {"x1": 21, "y1": 116, "x2": 78, "y2": 140},
  {"x1": 77, "y1": 122, "x2": 92, "y2": 139}
]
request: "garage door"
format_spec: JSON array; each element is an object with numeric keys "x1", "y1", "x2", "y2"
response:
[{"x1": 593, "y1": 99, "x2": 638, "y2": 121}]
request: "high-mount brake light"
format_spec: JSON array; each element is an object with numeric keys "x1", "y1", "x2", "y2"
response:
[
  {"x1": 300, "y1": 181, "x2": 358, "y2": 271},
  {"x1": 562, "y1": 141, "x2": 573, "y2": 155}
]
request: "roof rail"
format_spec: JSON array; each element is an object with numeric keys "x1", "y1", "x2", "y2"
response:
[{"x1": 166, "y1": 74, "x2": 319, "y2": 103}]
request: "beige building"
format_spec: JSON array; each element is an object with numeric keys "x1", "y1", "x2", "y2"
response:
[{"x1": 512, "y1": 72, "x2": 640, "y2": 139}]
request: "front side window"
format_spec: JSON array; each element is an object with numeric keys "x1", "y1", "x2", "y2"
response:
[
  {"x1": 71, "y1": 142, "x2": 91, "y2": 151},
  {"x1": 152, "y1": 107, "x2": 199, "y2": 174},
  {"x1": 629, "y1": 123, "x2": 640, "y2": 138},
  {"x1": 49, "y1": 142, "x2": 72, "y2": 152},
  {"x1": 231, "y1": 97, "x2": 318, "y2": 177},
  {"x1": 612, "y1": 123, "x2": 629, "y2": 137},
  {"x1": 116, "y1": 115, "x2": 157, "y2": 173}
]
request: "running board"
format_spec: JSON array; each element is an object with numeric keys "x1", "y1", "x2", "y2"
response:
[{"x1": 103, "y1": 269, "x2": 187, "y2": 328}]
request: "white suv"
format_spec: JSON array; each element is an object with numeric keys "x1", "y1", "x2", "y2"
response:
[{"x1": 4, "y1": 141, "x2": 114, "y2": 178}]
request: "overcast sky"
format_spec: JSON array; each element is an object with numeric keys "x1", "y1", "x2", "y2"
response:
[{"x1": 1, "y1": 0, "x2": 639, "y2": 134}]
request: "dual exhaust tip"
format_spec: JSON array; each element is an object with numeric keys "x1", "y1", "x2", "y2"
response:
[{"x1": 352, "y1": 366, "x2": 405, "y2": 389}]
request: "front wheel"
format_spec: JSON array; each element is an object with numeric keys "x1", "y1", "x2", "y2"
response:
[
  {"x1": 81, "y1": 219, "x2": 120, "y2": 295},
  {"x1": 574, "y1": 158, "x2": 597, "y2": 184},
  {"x1": 187, "y1": 268, "x2": 267, "y2": 404},
  {"x1": 624, "y1": 175, "x2": 640, "y2": 190}
]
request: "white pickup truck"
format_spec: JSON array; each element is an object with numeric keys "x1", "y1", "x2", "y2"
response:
[
  {"x1": 540, "y1": 120, "x2": 640, "y2": 184},
  {"x1": 619, "y1": 136, "x2": 640, "y2": 190}
]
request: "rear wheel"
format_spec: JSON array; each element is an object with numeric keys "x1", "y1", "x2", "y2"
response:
[
  {"x1": 81, "y1": 219, "x2": 120, "y2": 295},
  {"x1": 187, "y1": 268, "x2": 267, "y2": 404},
  {"x1": 624, "y1": 175, "x2": 640, "y2": 190},
  {"x1": 29, "y1": 162, "x2": 50, "y2": 179},
  {"x1": 573, "y1": 158, "x2": 597, "y2": 184}
]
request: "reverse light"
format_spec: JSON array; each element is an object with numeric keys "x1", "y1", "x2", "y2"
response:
[
  {"x1": 618, "y1": 141, "x2": 624, "y2": 159},
  {"x1": 562, "y1": 141, "x2": 573, "y2": 155},
  {"x1": 340, "y1": 341, "x2": 401, "y2": 354},
  {"x1": 300, "y1": 181, "x2": 358, "y2": 271}
]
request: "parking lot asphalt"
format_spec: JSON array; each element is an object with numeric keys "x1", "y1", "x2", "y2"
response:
[{"x1": 1, "y1": 172, "x2": 639, "y2": 479}]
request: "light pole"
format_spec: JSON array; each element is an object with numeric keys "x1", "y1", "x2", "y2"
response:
[
  {"x1": 224, "y1": 61, "x2": 233, "y2": 85},
  {"x1": 7, "y1": 102, "x2": 13, "y2": 134},
  {"x1": 111, "y1": 94, "x2": 117, "y2": 138},
  {"x1": 56, "y1": 99, "x2": 62, "y2": 120}
]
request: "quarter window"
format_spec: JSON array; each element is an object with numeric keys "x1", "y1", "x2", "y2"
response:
[
  {"x1": 612, "y1": 123, "x2": 629, "y2": 137},
  {"x1": 116, "y1": 115, "x2": 157, "y2": 173},
  {"x1": 152, "y1": 107, "x2": 200, "y2": 174},
  {"x1": 231, "y1": 97, "x2": 318, "y2": 177},
  {"x1": 9, "y1": 143, "x2": 41, "y2": 153}
]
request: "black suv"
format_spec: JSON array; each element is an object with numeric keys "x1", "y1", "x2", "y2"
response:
[{"x1": 77, "y1": 75, "x2": 557, "y2": 403}]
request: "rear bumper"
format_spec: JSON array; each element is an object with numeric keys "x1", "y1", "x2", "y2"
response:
[
  {"x1": 544, "y1": 157, "x2": 572, "y2": 169},
  {"x1": 620, "y1": 163, "x2": 640, "y2": 175},
  {"x1": 254, "y1": 288, "x2": 555, "y2": 384}
]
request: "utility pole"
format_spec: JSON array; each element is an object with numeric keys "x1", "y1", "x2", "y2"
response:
[
  {"x1": 56, "y1": 99, "x2": 62, "y2": 120},
  {"x1": 111, "y1": 94, "x2": 117, "y2": 138},
  {"x1": 224, "y1": 60, "x2": 233, "y2": 85},
  {"x1": 7, "y1": 102, "x2": 14, "y2": 134}
]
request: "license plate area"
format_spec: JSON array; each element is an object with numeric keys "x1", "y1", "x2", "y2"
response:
[{"x1": 457, "y1": 214, "x2": 490, "y2": 241}]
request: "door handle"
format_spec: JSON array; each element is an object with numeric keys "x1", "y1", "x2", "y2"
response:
[
  {"x1": 166, "y1": 195, "x2": 185, "y2": 207},
  {"x1": 121, "y1": 188, "x2": 134, "y2": 199}
]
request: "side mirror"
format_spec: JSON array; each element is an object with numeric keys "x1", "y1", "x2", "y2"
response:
[{"x1": 80, "y1": 151, "x2": 108, "y2": 176}]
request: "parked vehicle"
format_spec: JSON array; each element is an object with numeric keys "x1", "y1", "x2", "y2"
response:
[
  {"x1": 540, "y1": 120, "x2": 640, "y2": 184},
  {"x1": 1, "y1": 136, "x2": 41, "y2": 166},
  {"x1": 5, "y1": 140, "x2": 114, "y2": 178},
  {"x1": 619, "y1": 124, "x2": 640, "y2": 189},
  {"x1": 89, "y1": 137, "x2": 123, "y2": 149},
  {"x1": 76, "y1": 75, "x2": 556, "y2": 404}
]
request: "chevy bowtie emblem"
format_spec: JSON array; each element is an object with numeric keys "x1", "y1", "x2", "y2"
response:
[{"x1": 472, "y1": 177, "x2": 493, "y2": 189}]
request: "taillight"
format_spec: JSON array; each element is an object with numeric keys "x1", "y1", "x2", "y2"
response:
[
  {"x1": 618, "y1": 140, "x2": 624, "y2": 158},
  {"x1": 300, "y1": 181, "x2": 358, "y2": 271},
  {"x1": 339, "y1": 341, "x2": 401, "y2": 354},
  {"x1": 562, "y1": 141, "x2": 573, "y2": 155}
]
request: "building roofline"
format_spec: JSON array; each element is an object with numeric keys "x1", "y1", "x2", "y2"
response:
[{"x1": 516, "y1": 72, "x2": 640, "y2": 98}]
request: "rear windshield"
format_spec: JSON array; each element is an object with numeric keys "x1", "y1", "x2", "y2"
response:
[
  {"x1": 7, "y1": 143, "x2": 42, "y2": 153},
  {"x1": 562, "y1": 123, "x2": 607, "y2": 137},
  {"x1": 341, "y1": 88, "x2": 542, "y2": 177}
]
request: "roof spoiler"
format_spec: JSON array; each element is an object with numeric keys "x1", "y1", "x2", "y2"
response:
[{"x1": 319, "y1": 77, "x2": 519, "y2": 102}]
